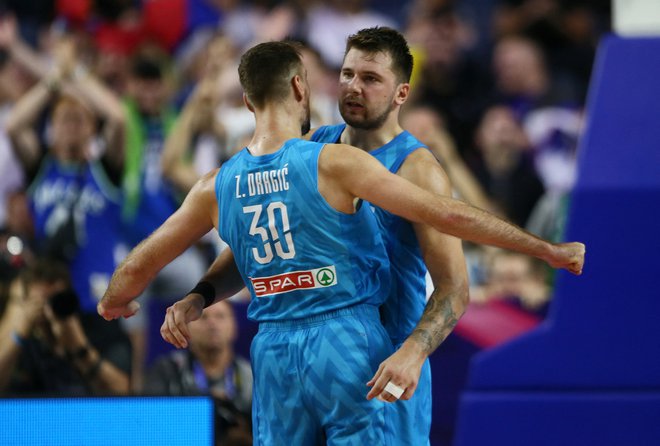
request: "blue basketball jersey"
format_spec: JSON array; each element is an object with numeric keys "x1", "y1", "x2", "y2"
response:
[
  {"x1": 28, "y1": 157, "x2": 123, "y2": 312},
  {"x1": 215, "y1": 138, "x2": 390, "y2": 322},
  {"x1": 312, "y1": 125, "x2": 429, "y2": 344}
]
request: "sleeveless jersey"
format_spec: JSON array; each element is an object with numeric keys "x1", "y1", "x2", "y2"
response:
[
  {"x1": 28, "y1": 157, "x2": 122, "y2": 312},
  {"x1": 312, "y1": 125, "x2": 429, "y2": 344},
  {"x1": 215, "y1": 138, "x2": 390, "y2": 322}
]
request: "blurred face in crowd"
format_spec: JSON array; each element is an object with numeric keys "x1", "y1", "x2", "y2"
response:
[
  {"x1": 493, "y1": 37, "x2": 547, "y2": 96},
  {"x1": 128, "y1": 76, "x2": 168, "y2": 117},
  {"x1": 189, "y1": 300, "x2": 237, "y2": 353},
  {"x1": 477, "y1": 106, "x2": 529, "y2": 153},
  {"x1": 50, "y1": 98, "x2": 95, "y2": 161},
  {"x1": 487, "y1": 252, "x2": 535, "y2": 299},
  {"x1": 338, "y1": 48, "x2": 402, "y2": 130}
]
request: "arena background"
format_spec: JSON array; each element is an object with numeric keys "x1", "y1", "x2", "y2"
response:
[{"x1": 1, "y1": 1, "x2": 659, "y2": 445}]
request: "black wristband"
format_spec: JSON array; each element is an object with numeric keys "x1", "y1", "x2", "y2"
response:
[{"x1": 189, "y1": 281, "x2": 216, "y2": 308}]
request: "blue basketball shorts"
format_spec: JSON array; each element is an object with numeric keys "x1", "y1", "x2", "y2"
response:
[{"x1": 250, "y1": 304, "x2": 396, "y2": 446}]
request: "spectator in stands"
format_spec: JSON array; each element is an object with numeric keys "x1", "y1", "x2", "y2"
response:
[
  {"x1": 472, "y1": 248, "x2": 551, "y2": 316},
  {"x1": 471, "y1": 105, "x2": 545, "y2": 227},
  {"x1": 145, "y1": 300, "x2": 252, "y2": 446},
  {"x1": 0, "y1": 259, "x2": 131, "y2": 395},
  {"x1": 491, "y1": 36, "x2": 582, "y2": 240},
  {"x1": 5, "y1": 34, "x2": 126, "y2": 315},
  {"x1": 0, "y1": 17, "x2": 35, "y2": 230},
  {"x1": 120, "y1": 48, "x2": 207, "y2": 391},
  {"x1": 305, "y1": 0, "x2": 397, "y2": 69},
  {"x1": 492, "y1": 0, "x2": 609, "y2": 102},
  {"x1": 404, "y1": 3, "x2": 491, "y2": 155}
]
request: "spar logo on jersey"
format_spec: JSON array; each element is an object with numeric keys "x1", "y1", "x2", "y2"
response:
[{"x1": 250, "y1": 265, "x2": 338, "y2": 297}]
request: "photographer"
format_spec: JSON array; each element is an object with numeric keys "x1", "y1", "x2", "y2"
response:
[{"x1": 0, "y1": 259, "x2": 131, "y2": 395}]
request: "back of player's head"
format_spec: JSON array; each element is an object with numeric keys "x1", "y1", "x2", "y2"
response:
[
  {"x1": 238, "y1": 41, "x2": 304, "y2": 109},
  {"x1": 345, "y1": 27, "x2": 413, "y2": 84}
]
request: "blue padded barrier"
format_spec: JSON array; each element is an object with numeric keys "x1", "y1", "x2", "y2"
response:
[{"x1": 454, "y1": 35, "x2": 660, "y2": 446}]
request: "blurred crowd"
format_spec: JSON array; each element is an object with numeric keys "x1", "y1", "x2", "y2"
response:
[{"x1": 0, "y1": 0, "x2": 609, "y2": 444}]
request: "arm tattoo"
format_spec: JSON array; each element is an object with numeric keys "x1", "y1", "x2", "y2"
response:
[{"x1": 410, "y1": 288, "x2": 465, "y2": 355}]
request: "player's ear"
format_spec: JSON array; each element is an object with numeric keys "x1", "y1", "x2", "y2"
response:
[
  {"x1": 242, "y1": 93, "x2": 255, "y2": 112},
  {"x1": 395, "y1": 83, "x2": 410, "y2": 106},
  {"x1": 292, "y1": 74, "x2": 305, "y2": 102}
]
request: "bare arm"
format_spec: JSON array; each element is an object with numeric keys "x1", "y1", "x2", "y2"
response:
[
  {"x1": 69, "y1": 69, "x2": 126, "y2": 170},
  {"x1": 161, "y1": 105, "x2": 200, "y2": 192},
  {"x1": 319, "y1": 144, "x2": 585, "y2": 273},
  {"x1": 0, "y1": 280, "x2": 36, "y2": 393},
  {"x1": 4, "y1": 77, "x2": 56, "y2": 171},
  {"x1": 365, "y1": 149, "x2": 470, "y2": 401},
  {"x1": 403, "y1": 106, "x2": 494, "y2": 210},
  {"x1": 426, "y1": 131, "x2": 494, "y2": 211},
  {"x1": 403, "y1": 150, "x2": 470, "y2": 355},
  {"x1": 53, "y1": 36, "x2": 126, "y2": 170},
  {"x1": 97, "y1": 169, "x2": 219, "y2": 320},
  {"x1": 162, "y1": 72, "x2": 226, "y2": 193},
  {"x1": 0, "y1": 15, "x2": 49, "y2": 79}
]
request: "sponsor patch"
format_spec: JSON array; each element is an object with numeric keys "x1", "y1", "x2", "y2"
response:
[{"x1": 250, "y1": 265, "x2": 337, "y2": 297}]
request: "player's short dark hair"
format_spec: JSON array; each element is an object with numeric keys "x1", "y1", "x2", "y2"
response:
[
  {"x1": 345, "y1": 27, "x2": 413, "y2": 84},
  {"x1": 238, "y1": 41, "x2": 304, "y2": 109}
]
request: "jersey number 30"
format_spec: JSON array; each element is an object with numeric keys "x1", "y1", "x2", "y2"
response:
[{"x1": 243, "y1": 202, "x2": 296, "y2": 264}]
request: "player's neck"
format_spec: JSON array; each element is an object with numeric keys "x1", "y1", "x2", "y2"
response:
[
  {"x1": 342, "y1": 119, "x2": 404, "y2": 152},
  {"x1": 248, "y1": 105, "x2": 303, "y2": 155}
]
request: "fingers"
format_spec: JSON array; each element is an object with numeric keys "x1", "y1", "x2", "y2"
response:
[
  {"x1": 124, "y1": 301, "x2": 141, "y2": 318},
  {"x1": 366, "y1": 362, "x2": 382, "y2": 387},
  {"x1": 366, "y1": 364, "x2": 384, "y2": 400},
  {"x1": 97, "y1": 302, "x2": 113, "y2": 321},
  {"x1": 401, "y1": 380, "x2": 419, "y2": 400},
  {"x1": 366, "y1": 366, "x2": 410, "y2": 403},
  {"x1": 160, "y1": 304, "x2": 191, "y2": 349}
]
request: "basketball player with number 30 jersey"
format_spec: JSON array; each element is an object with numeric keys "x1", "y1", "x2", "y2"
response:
[{"x1": 216, "y1": 137, "x2": 397, "y2": 444}]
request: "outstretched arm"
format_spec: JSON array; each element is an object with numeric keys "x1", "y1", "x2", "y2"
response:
[
  {"x1": 319, "y1": 144, "x2": 585, "y2": 274},
  {"x1": 97, "y1": 170, "x2": 219, "y2": 320}
]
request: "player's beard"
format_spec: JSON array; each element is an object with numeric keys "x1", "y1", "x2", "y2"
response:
[{"x1": 340, "y1": 98, "x2": 395, "y2": 131}]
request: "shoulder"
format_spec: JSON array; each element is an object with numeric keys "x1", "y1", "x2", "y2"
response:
[
  {"x1": 318, "y1": 143, "x2": 365, "y2": 169},
  {"x1": 398, "y1": 147, "x2": 451, "y2": 194},
  {"x1": 187, "y1": 167, "x2": 221, "y2": 202}
]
